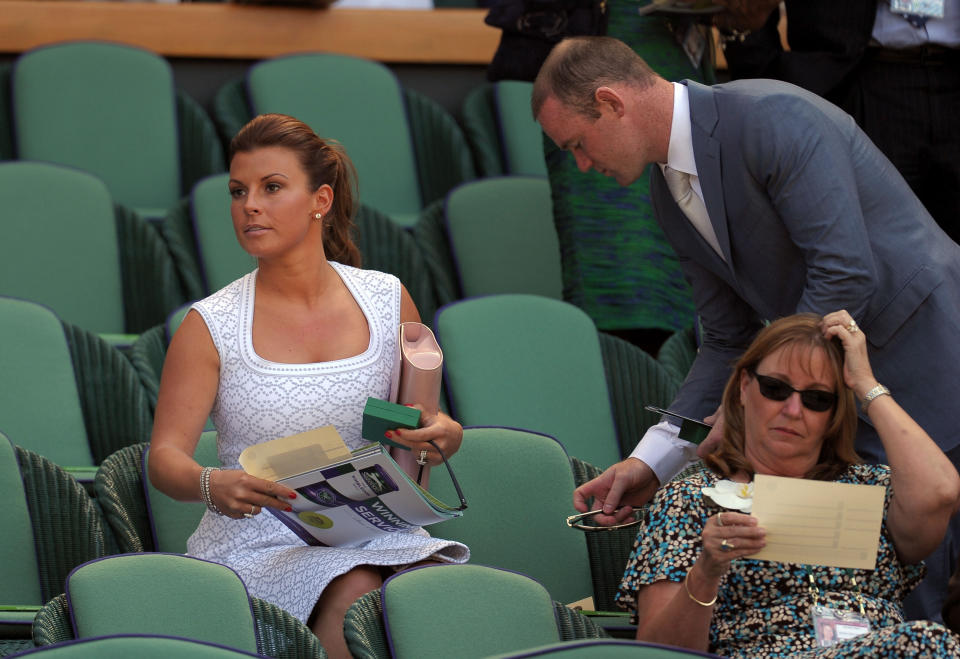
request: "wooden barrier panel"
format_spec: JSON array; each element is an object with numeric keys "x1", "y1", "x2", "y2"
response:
[{"x1": 0, "y1": 1, "x2": 501, "y2": 63}]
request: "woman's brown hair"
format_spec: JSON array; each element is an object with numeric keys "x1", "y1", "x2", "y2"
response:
[
  {"x1": 705, "y1": 313, "x2": 860, "y2": 481},
  {"x1": 229, "y1": 113, "x2": 361, "y2": 267}
]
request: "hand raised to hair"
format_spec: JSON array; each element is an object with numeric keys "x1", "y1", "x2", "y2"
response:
[{"x1": 820, "y1": 310, "x2": 877, "y2": 400}]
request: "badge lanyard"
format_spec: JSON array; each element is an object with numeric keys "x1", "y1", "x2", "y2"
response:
[{"x1": 804, "y1": 566, "x2": 871, "y2": 648}]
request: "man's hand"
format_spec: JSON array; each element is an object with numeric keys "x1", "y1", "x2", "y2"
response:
[
  {"x1": 712, "y1": 0, "x2": 780, "y2": 32},
  {"x1": 696, "y1": 407, "x2": 725, "y2": 458},
  {"x1": 572, "y1": 458, "x2": 660, "y2": 526}
]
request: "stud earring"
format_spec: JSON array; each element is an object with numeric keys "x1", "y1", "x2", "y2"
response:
[{"x1": 314, "y1": 212, "x2": 323, "y2": 220}]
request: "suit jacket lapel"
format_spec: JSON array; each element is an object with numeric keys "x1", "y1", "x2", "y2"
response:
[{"x1": 685, "y1": 80, "x2": 733, "y2": 267}]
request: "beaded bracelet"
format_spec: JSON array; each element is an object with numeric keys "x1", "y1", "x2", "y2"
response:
[{"x1": 200, "y1": 466, "x2": 225, "y2": 516}]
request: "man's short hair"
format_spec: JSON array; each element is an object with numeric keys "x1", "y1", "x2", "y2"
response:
[{"x1": 532, "y1": 36, "x2": 658, "y2": 120}]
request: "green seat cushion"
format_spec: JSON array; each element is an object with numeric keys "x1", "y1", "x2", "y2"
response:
[
  {"x1": 190, "y1": 174, "x2": 256, "y2": 292},
  {"x1": 12, "y1": 41, "x2": 181, "y2": 216},
  {"x1": 494, "y1": 81, "x2": 547, "y2": 177},
  {"x1": 144, "y1": 431, "x2": 220, "y2": 553},
  {"x1": 0, "y1": 433, "x2": 43, "y2": 608},
  {"x1": 67, "y1": 554, "x2": 257, "y2": 653},
  {"x1": 445, "y1": 176, "x2": 562, "y2": 299},
  {"x1": 24, "y1": 635, "x2": 266, "y2": 658},
  {"x1": 0, "y1": 298, "x2": 93, "y2": 467},
  {"x1": 0, "y1": 162, "x2": 125, "y2": 335},
  {"x1": 246, "y1": 54, "x2": 422, "y2": 225},
  {"x1": 429, "y1": 428, "x2": 592, "y2": 605},
  {"x1": 436, "y1": 295, "x2": 620, "y2": 468},
  {"x1": 383, "y1": 565, "x2": 560, "y2": 659}
]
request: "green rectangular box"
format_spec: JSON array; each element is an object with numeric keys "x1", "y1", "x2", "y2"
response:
[{"x1": 362, "y1": 397, "x2": 421, "y2": 449}]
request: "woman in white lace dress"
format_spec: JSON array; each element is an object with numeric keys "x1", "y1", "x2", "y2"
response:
[{"x1": 149, "y1": 113, "x2": 469, "y2": 658}]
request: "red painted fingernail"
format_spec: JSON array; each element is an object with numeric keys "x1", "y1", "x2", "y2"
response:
[
  {"x1": 285, "y1": 506, "x2": 293, "y2": 512},
  {"x1": 288, "y1": 493, "x2": 297, "y2": 499},
  {"x1": 385, "y1": 430, "x2": 393, "y2": 438},
  {"x1": 404, "y1": 404, "x2": 414, "y2": 407}
]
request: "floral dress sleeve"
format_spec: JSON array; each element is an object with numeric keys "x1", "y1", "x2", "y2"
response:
[{"x1": 616, "y1": 470, "x2": 711, "y2": 616}]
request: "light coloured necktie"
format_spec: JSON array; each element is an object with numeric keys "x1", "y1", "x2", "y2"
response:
[{"x1": 663, "y1": 166, "x2": 724, "y2": 259}]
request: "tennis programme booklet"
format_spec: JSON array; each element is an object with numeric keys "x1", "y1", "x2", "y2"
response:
[{"x1": 239, "y1": 426, "x2": 463, "y2": 547}]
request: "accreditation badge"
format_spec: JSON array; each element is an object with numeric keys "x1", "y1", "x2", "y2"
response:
[{"x1": 810, "y1": 605, "x2": 871, "y2": 648}]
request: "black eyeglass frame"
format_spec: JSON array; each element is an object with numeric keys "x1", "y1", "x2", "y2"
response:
[
  {"x1": 420, "y1": 438, "x2": 468, "y2": 511},
  {"x1": 748, "y1": 369, "x2": 837, "y2": 412}
]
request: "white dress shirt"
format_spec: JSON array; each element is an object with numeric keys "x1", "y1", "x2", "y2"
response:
[
  {"x1": 629, "y1": 83, "x2": 713, "y2": 485},
  {"x1": 658, "y1": 83, "x2": 725, "y2": 261}
]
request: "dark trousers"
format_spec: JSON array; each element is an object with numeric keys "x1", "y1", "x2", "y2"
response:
[{"x1": 839, "y1": 47, "x2": 960, "y2": 243}]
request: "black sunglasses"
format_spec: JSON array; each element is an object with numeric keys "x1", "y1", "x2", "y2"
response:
[{"x1": 749, "y1": 370, "x2": 837, "y2": 412}]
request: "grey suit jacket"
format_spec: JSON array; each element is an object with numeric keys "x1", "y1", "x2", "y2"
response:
[{"x1": 650, "y1": 79, "x2": 960, "y2": 455}]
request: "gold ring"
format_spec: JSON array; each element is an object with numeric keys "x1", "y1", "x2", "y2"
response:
[
  {"x1": 717, "y1": 512, "x2": 725, "y2": 527},
  {"x1": 720, "y1": 538, "x2": 735, "y2": 552},
  {"x1": 417, "y1": 449, "x2": 429, "y2": 466},
  {"x1": 847, "y1": 320, "x2": 858, "y2": 333}
]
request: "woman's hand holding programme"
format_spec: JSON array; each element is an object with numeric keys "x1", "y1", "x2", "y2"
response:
[
  {"x1": 209, "y1": 469, "x2": 297, "y2": 519},
  {"x1": 698, "y1": 512, "x2": 766, "y2": 579}
]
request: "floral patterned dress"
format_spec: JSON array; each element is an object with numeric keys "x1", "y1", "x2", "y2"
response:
[{"x1": 617, "y1": 464, "x2": 960, "y2": 658}]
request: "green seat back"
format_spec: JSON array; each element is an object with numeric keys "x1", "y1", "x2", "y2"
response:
[
  {"x1": 0, "y1": 433, "x2": 43, "y2": 608},
  {"x1": 0, "y1": 162, "x2": 125, "y2": 335},
  {"x1": 20, "y1": 635, "x2": 266, "y2": 658},
  {"x1": 246, "y1": 54, "x2": 423, "y2": 227},
  {"x1": 12, "y1": 41, "x2": 181, "y2": 219},
  {"x1": 191, "y1": 174, "x2": 256, "y2": 292},
  {"x1": 494, "y1": 81, "x2": 547, "y2": 176},
  {"x1": 66, "y1": 554, "x2": 257, "y2": 653},
  {"x1": 0, "y1": 297, "x2": 93, "y2": 467},
  {"x1": 382, "y1": 565, "x2": 560, "y2": 659},
  {"x1": 462, "y1": 84, "x2": 503, "y2": 177},
  {"x1": 144, "y1": 432, "x2": 220, "y2": 553},
  {"x1": 166, "y1": 303, "x2": 192, "y2": 341},
  {"x1": 490, "y1": 639, "x2": 707, "y2": 658},
  {"x1": 430, "y1": 428, "x2": 592, "y2": 605},
  {"x1": 436, "y1": 295, "x2": 620, "y2": 468},
  {"x1": 445, "y1": 177, "x2": 562, "y2": 299}
]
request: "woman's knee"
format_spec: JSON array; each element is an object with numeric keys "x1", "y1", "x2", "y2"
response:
[{"x1": 324, "y1": 566, "x2": 384, "y2": 606}]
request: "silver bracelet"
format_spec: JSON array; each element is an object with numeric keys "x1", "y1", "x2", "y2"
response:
[
  {"x1": 200, "y1": 466, "x2": 225, "y2": 516},
  {"x1": 862, "y1": 384, "x2": 891, "y2": 413}
]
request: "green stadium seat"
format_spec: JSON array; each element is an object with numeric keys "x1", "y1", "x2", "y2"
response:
[{"x1": 10, "y1": 41, "x2": 224, "y2": 222}]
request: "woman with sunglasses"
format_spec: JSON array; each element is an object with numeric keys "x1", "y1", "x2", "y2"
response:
[{"x1": 617, "y1": 311, "x2": 960, "y2": 657}]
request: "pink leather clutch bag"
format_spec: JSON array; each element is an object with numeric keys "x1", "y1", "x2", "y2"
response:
[{"x1": 395, "y1": 322, "x2": 443, "y2": 415}]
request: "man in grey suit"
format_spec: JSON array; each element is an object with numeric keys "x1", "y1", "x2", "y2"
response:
[{"x1": 533, "y1": 35, "x2": 960, "y2": 620}]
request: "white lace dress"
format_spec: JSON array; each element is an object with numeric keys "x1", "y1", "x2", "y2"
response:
[{"x1": 186, "y1": 262, "x2": 469, "y2": 623}]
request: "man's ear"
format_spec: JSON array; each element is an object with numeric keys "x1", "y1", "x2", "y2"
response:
[{"x1": 594, "y1": 86, "x2": 625, "y2": 116}]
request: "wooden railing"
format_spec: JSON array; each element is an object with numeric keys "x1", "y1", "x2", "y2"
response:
[{"x1": 0, "y1": 1, "x2": 501, "y2": 63}]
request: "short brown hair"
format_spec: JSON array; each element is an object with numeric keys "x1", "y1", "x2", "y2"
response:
[
  {"x1": 705, "y1": 313, "x2": 860, "y2": 481},
  {"x1": 230, "y1": 113, "x2": 361, "y2": 267},
  {"x1": 532, "y1": 36, "x2": 658, "y2": 120}
]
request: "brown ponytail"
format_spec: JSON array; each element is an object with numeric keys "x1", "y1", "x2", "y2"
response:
[{"x1": 230, "y1": 113, "x2": 362, "y2": 267}]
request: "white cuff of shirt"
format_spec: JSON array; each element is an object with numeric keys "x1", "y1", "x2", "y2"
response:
[{"x1": 629, "y1": 420, "x2": 701, "y2": 485}]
